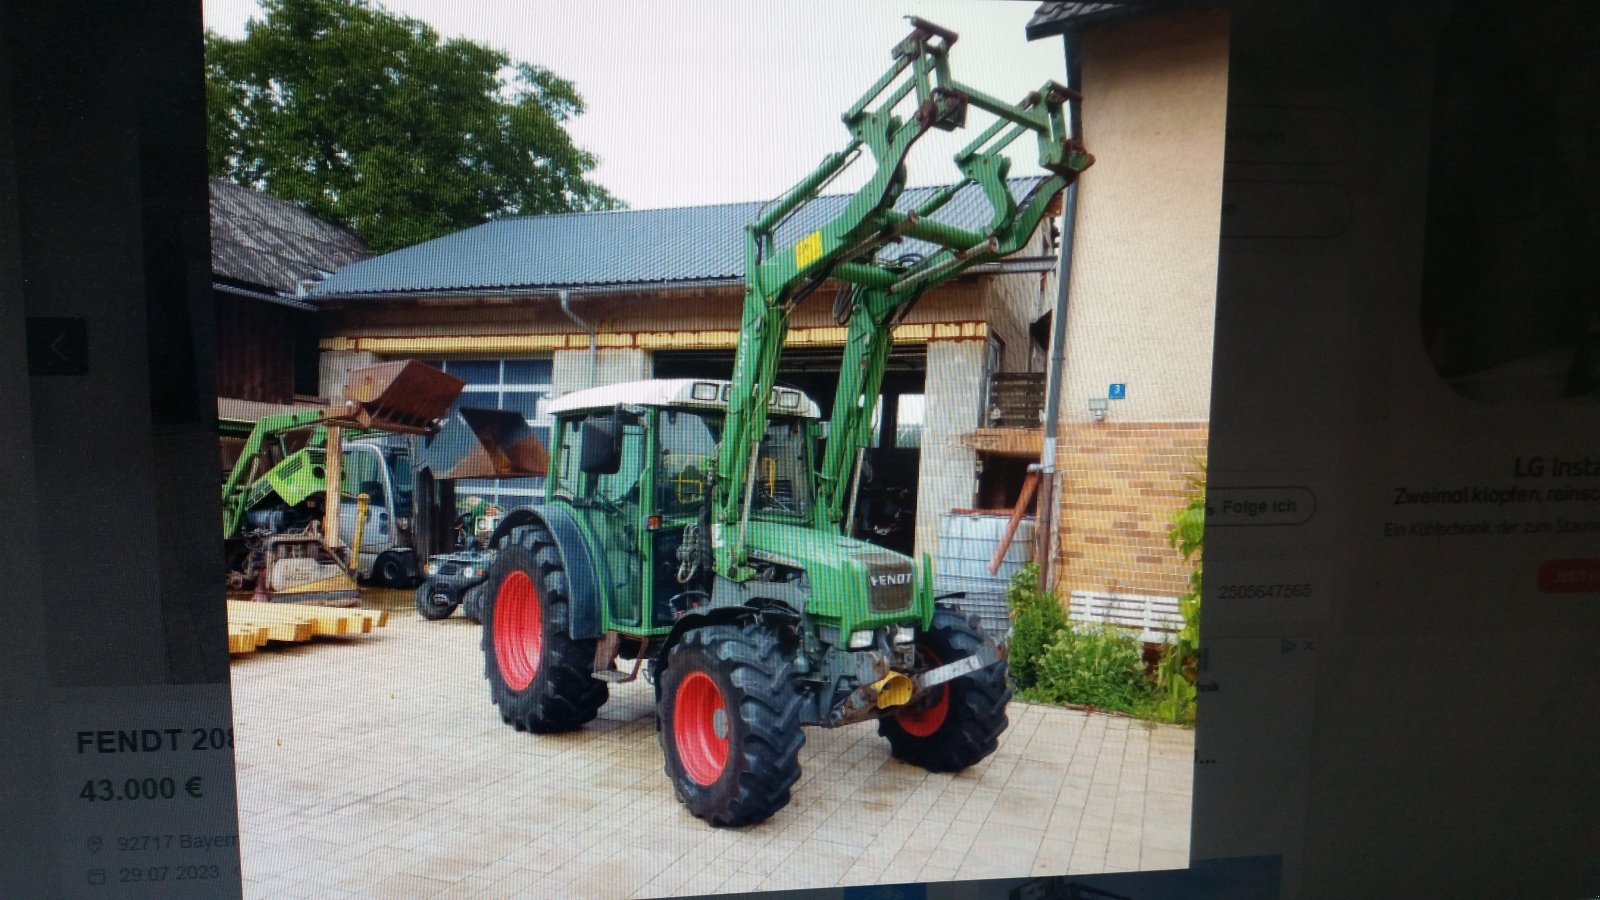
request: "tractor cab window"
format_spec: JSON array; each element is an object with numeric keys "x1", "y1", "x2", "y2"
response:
[
  {"x1": 551, "y1": 413, "x2": 646, "y2": 510},
  {"x1": 753, "y1": 417, "x2": 812, "y2": 518},
  {"x1": 657, "y1": 409, "x2": 721, "y2": 517},
  {"x1": 551, "y1": 418, "x2": 582, "y2": 499},
  {"x1": 597, "y1": 425, "x2": 646, "y2": 508}
]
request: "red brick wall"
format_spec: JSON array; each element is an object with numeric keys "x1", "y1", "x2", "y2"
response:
[{"x1": 1052, "y1": 421, "x2": 1208, "y2": 602}]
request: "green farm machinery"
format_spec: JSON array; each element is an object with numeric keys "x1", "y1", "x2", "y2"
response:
[
  {"x1": 477, "y1": 18, "x2": 1091, "y2": 825},
  {"x1": 221, "y1": 360, "x2": 466, "y2": 602}
]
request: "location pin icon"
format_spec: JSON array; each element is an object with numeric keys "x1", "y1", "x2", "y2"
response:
[{"x1": 86, "y1": 836, "x2": 102, "y2": 853}]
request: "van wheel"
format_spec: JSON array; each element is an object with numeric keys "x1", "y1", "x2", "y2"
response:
[{"x1": 374, "y1": 551, "x2": 412, "y2": 588}]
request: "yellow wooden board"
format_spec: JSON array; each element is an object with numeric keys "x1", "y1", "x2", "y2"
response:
[
  {"x1": 228, "y1": 625, "x2": 262, "y2": 654},
  {"x1": 227, "y1": 601, "x2": 387, "y2": 654}
]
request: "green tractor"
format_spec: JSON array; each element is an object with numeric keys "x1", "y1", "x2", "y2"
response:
[{"x1": 477, "y1": 18, "x2": 1091, "y2": 826}]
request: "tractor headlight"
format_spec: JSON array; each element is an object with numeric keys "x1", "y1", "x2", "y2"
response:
[
  {"x1": 893, "y1": 626, "x2": 915, "y2": 644},
  {"x1": 848, "y1": 629, "x2": 876, "y2": 650},
  {"x1": 424, "y1": 562, "x2": 440, "y2": 576}
]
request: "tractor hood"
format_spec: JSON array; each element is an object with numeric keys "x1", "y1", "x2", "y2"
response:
[{"x1": 741, "y1": 520, "x2": 933, "y2": 633}]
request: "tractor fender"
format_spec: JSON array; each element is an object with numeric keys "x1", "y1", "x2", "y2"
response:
[
  {"x1": 505, "y1": 504, "x2": 604, "y2": 640},
  {"x1": 652, "y1": 597, "x2": 802, "y2": 676},
  {"x1": 489, "y1": 507, "x2": 541, "y2": 549}
]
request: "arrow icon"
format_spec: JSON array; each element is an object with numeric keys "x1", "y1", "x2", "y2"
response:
[
  {"x1": 185, "y1": 776, "x2": 203, "y2": 799},
  {"x1": 1281, "y1": 638, "x2": 1297, "y2": 654}
]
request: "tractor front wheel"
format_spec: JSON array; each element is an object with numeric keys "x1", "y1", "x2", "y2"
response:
[
  {"x1": 658, "y1": 623, "x2": 805, "y2": 827},
  {"x1": 481, "y1": 528, "x2": 607, "y2": 732},
  {"x1": 878, "y1": 606, "x2": 1011, "y2": 772}
]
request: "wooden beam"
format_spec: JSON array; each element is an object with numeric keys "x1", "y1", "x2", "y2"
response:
[{"x1": 988, "y1": 466, "x2": 1041, "y2": 576}]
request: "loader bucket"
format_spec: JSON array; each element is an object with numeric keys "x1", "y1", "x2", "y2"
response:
[
  {"x1": 418, "y1": 406, "x2": 549, "y2": 480},
  {"x1": 334, "y1": 361, "x2": 465, "y2": 434}
]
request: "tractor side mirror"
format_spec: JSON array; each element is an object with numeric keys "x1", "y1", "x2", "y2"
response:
[{"x1": 579, "y1": 416, "x2": 623, "y2": 475}]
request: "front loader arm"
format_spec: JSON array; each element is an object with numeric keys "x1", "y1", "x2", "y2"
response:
[
  {"x1": 716, "y1": 21, "x2": 1092, "y2": 576},
  {"x1": 221, "y1": 410, "x2": 332, "y2": 539},
  {"x1": 714, "y1": 18, "x2": 968, "y2": 579},
  {"x1": 816, "y1": 168, "x2": 1086, "y2": 533}
]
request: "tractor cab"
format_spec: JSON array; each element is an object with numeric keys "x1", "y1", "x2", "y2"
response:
[{"x1": 543, "y1": 378, "x2": 824, "y2": 634}]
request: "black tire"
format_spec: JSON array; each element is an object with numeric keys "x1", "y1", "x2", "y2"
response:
[
  {"x1": 374, "y1": 551, "x2": 413, "y2": 588},
  {"x1": 480, "y1": 526, "x2": 607, "y2": 732},
  {"x1": 878, "y1": 605, "x2": 1011, "y2": 772},
  {"x1": 414, "y1": 581, "x2": 458, "y2": 621},
  {"x1": 658, "y1": 623, "x2": 805, "y2": 827},
  {"x1": 460, "y1": 583, "x2": 486, "y2": 623}
]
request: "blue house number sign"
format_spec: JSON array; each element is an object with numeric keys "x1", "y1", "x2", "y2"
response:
[{"x1": 1108, "y1": 383, "x2": 1126, "y2": 400}]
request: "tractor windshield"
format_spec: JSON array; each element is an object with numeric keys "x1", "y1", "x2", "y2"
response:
[
  {"x1": 656, "y1": 409, "x2": 812, "y2": 520},
  {"x1": 752, "y1": 417, "x2": 812, "y2": 518}
]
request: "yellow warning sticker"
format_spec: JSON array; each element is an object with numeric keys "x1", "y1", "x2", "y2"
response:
[{"x1": 794, "y1": 230, "x2": 824, "y2": 270}]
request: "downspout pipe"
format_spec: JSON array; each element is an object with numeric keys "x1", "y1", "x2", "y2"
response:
[
  {"x1": 1036, "y1": 28, "x2": 1084, "y2": 591},
  {"x1": 558, "y1": 288, "x2": 598, "y2": 388}
]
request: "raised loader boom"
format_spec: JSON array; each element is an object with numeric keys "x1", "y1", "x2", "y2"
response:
[{"x1": 713, "y1": 17, "x2": 1093, "y2": 579}]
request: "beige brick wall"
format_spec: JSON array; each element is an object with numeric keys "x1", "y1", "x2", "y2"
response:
[
  {"x1": 1059, "y1": 11, "x2": 1229, "y2": 426},
  {"x1": 1053, "y1": 421, "x2": 1208, "y2": 602},
  {"x1": 915, "y1": 339, "x2": 988, "y2": 558}
]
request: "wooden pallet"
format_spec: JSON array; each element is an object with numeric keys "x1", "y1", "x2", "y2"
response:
[{"x1": 227, "y1": 601, "x2": 388, "y2": 654}]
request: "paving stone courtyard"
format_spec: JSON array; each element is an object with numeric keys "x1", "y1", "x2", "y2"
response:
[{"x1": 228, "y1": 590, "x2": 1193, "y2": 898}]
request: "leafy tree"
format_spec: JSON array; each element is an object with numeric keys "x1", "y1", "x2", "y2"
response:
[{"x1": 206, "y1": 0, "x2": 619, "y2": 252}]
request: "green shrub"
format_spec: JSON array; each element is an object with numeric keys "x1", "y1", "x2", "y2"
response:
[
  {"x1": 1005, "y1": 563, "x2": 1067, "y2": 691},
  {"x1": 1025, "y1": 625, "x2": 1156, "y2": 714},
  {"x1": 1155, "y1": 468, "x2": 1205, "y2": 725}
]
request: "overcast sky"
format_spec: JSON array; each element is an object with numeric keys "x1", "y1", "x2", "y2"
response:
[{"x1": 202, "y1": 0, "x2": 1067, "y2": 210}]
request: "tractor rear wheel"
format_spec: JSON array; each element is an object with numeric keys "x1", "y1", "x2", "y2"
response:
[
  {"x1": 658, "y1": 623, "x2": 805, "y2": 827},
  {"x1": 481, "y1": 526, "x2": 607, "y2": 732},
  {"x1": 878, "y1": 606, "x2": 1011, "y2": 772}
]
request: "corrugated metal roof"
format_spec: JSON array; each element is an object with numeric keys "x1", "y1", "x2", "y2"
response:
[
  {"x1": 308, "y1": 176, "x2": 1052, "y2": 299},
  {"x1": 209, "y1": 178, "x2": 370, "y2": 294},
  {"x1": 1026, "y1": 2, "x2": 1208, "y2": 41}
]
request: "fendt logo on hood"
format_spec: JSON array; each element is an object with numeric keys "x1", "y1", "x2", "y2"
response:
[{"x1": 870, "y1": 573, "x2": 912, "y2": 588}]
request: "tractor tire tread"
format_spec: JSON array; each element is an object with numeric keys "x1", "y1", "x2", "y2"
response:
[
  {"x1": 660, "y1": 623, "x2": 805, "y2": 827},
  {"x1": 878, "y1": 605, "x2": 1011, "y2": 772},
  {"x1": 481, "y1": 526, "x2": 607, "y2": 733}
]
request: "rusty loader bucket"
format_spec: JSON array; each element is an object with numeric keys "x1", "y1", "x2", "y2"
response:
[
  {"x1": 332, "y1": 360, "x2": 465, "y2": 434},
  {"x1": 417, "y1": 406, "x2": 550, "y2": 480}
]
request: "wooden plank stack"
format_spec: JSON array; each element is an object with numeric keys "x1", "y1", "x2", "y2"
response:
[{"x1": 227, "y1": 601, "x2": 388, "y2": 655}]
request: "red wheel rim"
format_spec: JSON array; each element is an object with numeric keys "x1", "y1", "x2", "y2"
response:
[
  {"x1": 492, "y1": 571, "x2": 542, "y2": 691},
  {"x1": 674, "y1": 671, "x2": 730, "y2": 785},
  {"x1": 897, "y1": 648, "x2": 950, "y2": 737}
]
